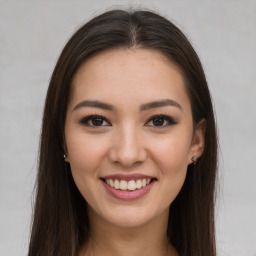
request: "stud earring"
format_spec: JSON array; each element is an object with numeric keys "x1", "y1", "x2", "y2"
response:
[
  {"x1": 63, "y1": 154, "x2": 67, "y2": 160},
  {"x1": 191, "y1": 156, "x2": 198, "y2": 165}
]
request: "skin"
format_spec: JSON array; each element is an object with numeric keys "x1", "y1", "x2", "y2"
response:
[{"x1": 64, "y1": 48, "x2": 206, "y2": 256}]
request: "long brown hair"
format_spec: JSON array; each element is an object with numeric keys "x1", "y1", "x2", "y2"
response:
[{"x1": 28, "y1": 9, "x2": 218, "y2": 256}]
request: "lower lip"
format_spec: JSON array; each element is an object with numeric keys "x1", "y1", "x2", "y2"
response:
[{"x1": 101, "y1": 180, "x2": 155, "y2": 200}]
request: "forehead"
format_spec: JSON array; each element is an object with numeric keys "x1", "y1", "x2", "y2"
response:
[{"x1": 70, "y1": 48, "x2": 191, "y2": 112}]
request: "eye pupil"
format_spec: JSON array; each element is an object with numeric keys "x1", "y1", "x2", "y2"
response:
[
  {"x1": 153, "y1": 117, "x2": 164, "y2": 126},
  {"x1": 92, "y1": 118, "x2": 103, "y2": 126}
]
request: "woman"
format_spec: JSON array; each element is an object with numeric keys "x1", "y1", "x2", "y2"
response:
[{"x1": 28, "y1": 9, "x2": 218, "y2": 256}]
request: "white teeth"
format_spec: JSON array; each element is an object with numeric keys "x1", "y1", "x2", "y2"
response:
[
  {"x1": 114, "y1": 179, "x2": 120, "y2": 189},
  {"x1": 109, "y1": 179, "x2": 115, "y2": 188},
  {"x1": 136, "y1": 179, "x2": 142, "y2": 189},
  {"x1": 119, "y1": 180, "x2": 128, "y2": 190},
  {"x1": 127, "y1": 180, "x2": 136, "y2": 190},
  {"x1": 109, "y1": 179, "x2": 114, "y2": 188},
  {"x1": 105, "y1": 178, "x2": 152, "y2": 191}
]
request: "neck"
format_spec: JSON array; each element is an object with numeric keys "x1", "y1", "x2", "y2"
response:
[{"x1": 79, "y1": 208, "x2": 178, "y2": 256}]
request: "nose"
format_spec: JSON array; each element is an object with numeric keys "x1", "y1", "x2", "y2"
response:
[{"x1": 108, "y1": 125, "x2": 147, "y2": 167}]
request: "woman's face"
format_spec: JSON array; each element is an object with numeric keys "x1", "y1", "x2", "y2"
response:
[{"x1": 65, "y1": 48, "x2": 205, "y2": 228}]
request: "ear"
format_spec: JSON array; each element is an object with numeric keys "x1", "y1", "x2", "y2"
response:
[
  {"x1": 188, "y1": 118, "x2": 206, "y2": 165},
  {"x1": 62, "y1": 133, "x2": 69, "y2": 162},
  {"x1": 64, "y1": 154, "x2": 69, "y2": 163}
]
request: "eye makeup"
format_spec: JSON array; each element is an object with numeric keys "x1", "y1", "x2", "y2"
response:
[
  {"x1": 78, "y1": 113, "x2": 178, "y2": 128},
  {"x1": 79, "y1": 114, "x2": 111, "y2": 127},
  {"x1": 145, "y1": 114, "x2": 178, "y2": 127}
]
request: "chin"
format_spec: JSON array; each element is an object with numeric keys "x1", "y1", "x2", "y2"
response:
[
  {"x1": 94, "y1": 203, "x2": 169, "y2": 229},
  {"x1": 107, "y1": 213, "x2": 154, "y2": 228}
]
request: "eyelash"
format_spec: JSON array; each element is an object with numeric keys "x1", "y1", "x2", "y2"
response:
[{"x1": 79, "y1": 114, "x2": 178, "y2": 128}]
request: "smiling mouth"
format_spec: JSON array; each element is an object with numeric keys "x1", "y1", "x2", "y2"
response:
[{"x1": 101, "y1": 178, "x2": 157, "y2": 191}]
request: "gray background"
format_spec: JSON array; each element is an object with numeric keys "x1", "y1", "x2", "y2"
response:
[{"x1": 0, "y1": 1, "x2": 255, "y2": 255}]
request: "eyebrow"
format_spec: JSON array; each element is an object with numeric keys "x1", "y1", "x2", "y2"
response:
[
  {"x1": 140, "y1": 99, "x2": 182, "y2": 111},
  {"x1": 72, "y1": 99, "x2": 182, "y2": 112}
]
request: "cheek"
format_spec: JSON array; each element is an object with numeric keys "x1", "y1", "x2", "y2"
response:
[
  {"x1": 150, "y1": 132, "x2": 191, "y2": 176},
  {"x1": 150, "y1": 135, "x2": 190, "y2": 203},
  {"x1": 149, "y1": 133, "x2": 190, "y2": 202},
  {"x1": 66, "y1": 133, "x2": 108, "y2": 175},
  {"x1": 66, "y1": 133, "x2": 110, "y2": 203}
]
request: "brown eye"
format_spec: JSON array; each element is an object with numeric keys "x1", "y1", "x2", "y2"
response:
[
  {"x1": 91, "y1": 117, "x2": 104, "y2": 126},
  {"x1": 80, "y1": 115, "x2": 110, "y2": 127},
  {"x1": 146, "y1": 115, "x2": 177, "y2": 127},
  {"x1": 152, "y1": 117, "x2": 164, "y2": 126}
]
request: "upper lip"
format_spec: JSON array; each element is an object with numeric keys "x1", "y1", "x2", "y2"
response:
[{"x1": 100, "y1": 174, "x2": 157, "y2": 181}]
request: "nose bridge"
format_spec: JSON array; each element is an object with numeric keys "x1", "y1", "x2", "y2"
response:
[{"x1": 109, "y1": 123, "x2": 146, "y2": 167}]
